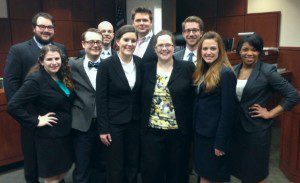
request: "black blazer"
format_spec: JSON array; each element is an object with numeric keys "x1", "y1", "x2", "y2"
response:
[
  {"x1": 96, "y1": 54, "x2": 142, "y2": 134},
  {"x1": 234, "y1": 60, "x2": 300, "y2": 132},
  {"x1": 141, "y1": 58, "x2": 195, "y2": 135},
  {"x1": 141, "y1": 36, "x2": 157, "y2": 64},
  {"x1": 7, "y1": 68, "x2": 74, "y2": 138},
  {"x1": 4, "y1": 38, "x2": 67, "y2": 101},
  {"x1": 194, "y1": 66, "x2": 237, "y2": 152}
]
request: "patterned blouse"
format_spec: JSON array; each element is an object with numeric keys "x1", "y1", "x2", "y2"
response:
[{"x1": 149, "y1": 72, "x2": 178, "y2": 130}]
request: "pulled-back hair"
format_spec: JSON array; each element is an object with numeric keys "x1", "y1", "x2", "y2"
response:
[
  {"x1": 237, "y1": 33, "x2": 264, "y2": 57},
  {"x1": 193, "y1": 31, "x2": 232, "y2": 92},
  {"x1": 28, "y1": 45, "x2": 74, "y2": 90}
]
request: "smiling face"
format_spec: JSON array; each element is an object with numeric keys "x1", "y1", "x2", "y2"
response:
[
  {"x1": 239, "y1": 42, "x2": 259, "y2": 66},
  {"x1": 82, "y1": 31, "x2": 102, "y2": 61},
  {"x1": 132, "y1": 13, "x2": 152, "y2": 37},
  {"x1": 33, "y1": 17, "x2": 55, "y2": 44},
  {"x1": 201, "y1": 39, "x2": 219, "y2": 64},
  {"x1": 155, "y1": 34, "x2": 174, "y2": 62},
  {"x1": 116, "y1": 32, "x2": 137, "y2": 58},
  {"x1": 98, "y1": 21, "x2": 114, "y2": 47},
  {"x1": 182, "y1": 22, "x2": 202, "y2": 49},
  {"x1": 40, "y1": 51, "x2": 61, "y2": 77}
]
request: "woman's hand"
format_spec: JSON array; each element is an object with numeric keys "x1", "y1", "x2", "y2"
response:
[
  {"x1": 249, "y1": 104, "x2": 272, "y2": 119},
  {"x1": 100, "y1": 134, "x2": 112, "y2": 146},
  {"x1": 37, "y1": 112, "x2": 58, "y2": 127},
  {"x1": 215, "y1": 149, "x2": 225, "y2": 156}
]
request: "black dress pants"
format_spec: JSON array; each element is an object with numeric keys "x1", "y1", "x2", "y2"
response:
[
  {"x1": 72, "y1": 121, "x2": 106, "y2": 183},
  {"x1": 106, "y1": 120, "x2": 139, "y2": 183},
  {"x1": 141, "y1": 128, "x2": 190, "y2": 183},
  {"x1": 21, "y1": 127, "x2": 39, "y2": 183}
]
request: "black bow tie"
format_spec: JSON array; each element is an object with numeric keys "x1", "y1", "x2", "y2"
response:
[{"x1": 88, "y1": 61, "x2": 100, "y2": 69}]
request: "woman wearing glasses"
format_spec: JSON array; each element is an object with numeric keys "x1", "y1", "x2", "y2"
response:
[
  {"x1": 7, "y1": 45, "x2": 74, "y2": 183},
  {"x1": 96, "y1": 25, "x2": 142, "y2": 183},
  {"x1": 140, "y1": 30, "x2": 195, "y2": 183}
]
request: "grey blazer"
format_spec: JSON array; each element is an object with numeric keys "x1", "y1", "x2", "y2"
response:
[
  {"x1": 69, "y1": 58, "x2": 99, "y2": 132},
  {"x1": 234, "y1": 60, "x2": 299, "y2": 132},
  {"x1": 173, "y1": 49, "x2": 185, "y2": 61}
]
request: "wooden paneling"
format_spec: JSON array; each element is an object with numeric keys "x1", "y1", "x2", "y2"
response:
[
  {"x1": 278, "y1": 47, "x2": 300, "y2": 90},
  {"x1": 73, "y1": 21, "x2": 95, "y2": 50},
  {"x1": 203, "y1": 18, "x2": 217, "y2": 32},
  {"x1": 186, "y1": 0, "x2": 218, "y2": 18},
  {"x1": 216, "y1": 16, "x2": 245, "y2": 49},
  {"x1": 54, "y1": 21, "x2": 73, "y2": 50},
  {"x1": 245, "y1": 12, "x2": 281, "y2": 47},
  {"x1": 0, "y1": 19, "x2": 12, "y2": 53},
  {"x1": 0, "y1": 90, "x2": 23, "y2": 166},
  {"x1": 8, "y1": 0, "x2": 41, "y2": 19},
  {"x1": 72, "y1": 0, "x2": 95, "y2": 21},
  {"x1": 162, "y1": 0, "x2": 176, "y2": 32},
  {"x1": 42, "y1": 0, "x2": 72, "y2": 21},
  {"x1": 217, "y1": 0, "x2": 247, "y2": 17},
  {"x1": 10, "y1": 20, "x2": 33, "y2": 44},
  {"x1": 0, "y1": 53, "x2": 7, "y2": 77}
]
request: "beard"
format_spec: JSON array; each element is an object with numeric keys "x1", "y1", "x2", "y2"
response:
[{"x1": 34, "y1": 33, "x2": 54, "y2": 45}]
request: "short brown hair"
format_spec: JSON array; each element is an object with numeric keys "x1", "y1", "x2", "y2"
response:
[
  {"x1": 32, "y1": 12, "x2": 54, "y2": 27},
  {"x1": 181, "y1": 16, "x2": 204, "y2": 32},
  {"x1": 81, "y1": 28, "x2": 102, "y2": 41},
  {"x1": 131, "y1": 6, "x2": 153, "y2": 21}
]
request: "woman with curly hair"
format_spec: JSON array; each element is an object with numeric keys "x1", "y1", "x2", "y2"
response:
[{"x1": 7, "y1": 45, "x2": 74, "y2": 183}]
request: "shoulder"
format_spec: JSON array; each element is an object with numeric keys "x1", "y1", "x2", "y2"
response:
[
  {"x1": 260, "y1": 61, "x2": 277, "y2": 73},
  {"x1": 174, "y1": 49, "x2": 185, "y2": 56},
  {"x1": 25, "y1": 70, "x2": 43, "y2": 83},
  {"x1": 220, "y1": 66, "x2": 236, "y2": 79},
  {"x1": 69, "y1": 58, "x2": 82, "y2": 67},
  {"x1": 9, "y1": 40, "x2": 31, "y2": 51}
]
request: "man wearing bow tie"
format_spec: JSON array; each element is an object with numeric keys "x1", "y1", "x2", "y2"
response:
[
  {"x1": 78, "y1": 21, "x2": 116, "y2": 59},
  {"x1": 69, "y1": 28, "x2": 106, "y2": 183}
]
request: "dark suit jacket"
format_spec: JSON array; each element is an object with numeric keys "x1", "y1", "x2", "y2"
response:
[
  {"x1": 4, "y1": 38, "x2": 67, "y2": 101},
  {"x1": 7, "y1": 68, "x2": 74, "y2": 138},
  {"x1": 96, "y1": 54, "x2": 142, "y2": 134},
  {"x1": 194, "y1": 66, "x2": 237, "y2": 152},
  {"x1": 141, "y1": 58, "x2": 195, "y2": 135},
  {"x1": 140, "y1": 36, "x2": 157, "y2": 64},
  {"x1": 77, "y1": 49, "x2": 117, "y2": 59},
  {"x1": 234, "y1": 60, "x2": 300, "y2": 132},
  {"x1": 173, "y1": 49, "x2": 185, "y2": 60},
  {"x1": 69, "y1": 57, "x2": 101, "y2": 132}
]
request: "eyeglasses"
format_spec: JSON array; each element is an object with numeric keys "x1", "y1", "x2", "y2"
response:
[
  {"x1": 100, "y1": 30, "x2": 113, "y2": 34},
  {"x1": 84, "y1": 40, "x2": 102, "y2": 46},
  {"x1": 36, "y1": 24, "x2": 55, "y2": 31},
  {"x1": 155, "y1": 44, "x2": 173, "y2": 50},
  {"x1": 183, "y1": 29, "x2": 200, "y2": 34}
]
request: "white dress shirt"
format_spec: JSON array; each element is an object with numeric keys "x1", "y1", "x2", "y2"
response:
[
  {"x1": 83, "y1": 56, "x2": 100, "y2": 90},
  {"x1": 183, "y1": 48, "x2": 197, "y2": 63},
  {"x1": 101, "y1": 47, "x2": 112, "y2": 59},
  {"x1": 133, "y1": 31, "x2": 153, "y2": 58},
  {"x1": 118, "y1": 55, "x2": 136, "y2": 90}
]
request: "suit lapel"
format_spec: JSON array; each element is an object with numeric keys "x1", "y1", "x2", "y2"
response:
[
  {"x1": 132, "y1": 57, "x2": 141, "y2": 92},
  {"x1": 41, "y1": 69, "x2": 68, "y2": 98},
  {"x1": 240, "y1": 61, "x2": 262, "y2": 102},
  {"x1": 111, "y1": 56, "x2": 131, "y2": 90},
  {"x1": 28, "y1": 39, "x2": 41, "y2": 61},
  {"x1": 168, "y1": 59, "x2": 182, "y2": 86},
  {"x1": 75, "y1": 59, "x2": 95, "y2": 91}
]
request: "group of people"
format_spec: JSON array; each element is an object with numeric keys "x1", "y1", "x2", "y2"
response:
[{"x1": 3, "y1": 6, "x2": 300, "y2": 183}]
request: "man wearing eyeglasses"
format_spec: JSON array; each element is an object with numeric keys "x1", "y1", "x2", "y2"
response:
[
  {"x1": 174, "y1": 16, "x2": 204, "y2": 64},
  {"x1": 3, "y1": 12, "x2": 67, "y2": 183},
  {"x1": 78, "y1": 21, "x2": 117, "y2": 59},
  {"x1": 69, "y1": 28, "x2": 106, "y2": 183}
]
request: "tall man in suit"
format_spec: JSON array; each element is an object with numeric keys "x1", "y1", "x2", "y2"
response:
[
  {"x1": 69, "y1": 28, "x2": 106, "y2": 183},
  {"x1": 3, "y1": 12, "x2": 67, "y2": 183},
  {"x1": 174, "y1": 16, "x2": 204, "y2": 64},
  {"x1": 132, "y1": 6, "x2": 156, "y2": 63},
  {"x1": 78, "y1": 21, "x2": 116, "y2": 59}
]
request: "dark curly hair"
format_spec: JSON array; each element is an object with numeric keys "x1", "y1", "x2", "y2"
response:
[{"x1": 28, "y1": 45, "x2": 74, "y2": 90}]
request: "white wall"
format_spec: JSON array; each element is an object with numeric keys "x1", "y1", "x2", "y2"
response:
[
  {"x1": 0, "y1": 0, "x2": 8, "y2": 18},
  {"x1": 126, "y1": 0, "x2": 162, "y2": 34},
  {"x1": 248, "y1": 0, "x2": 300, "y2": 47}
]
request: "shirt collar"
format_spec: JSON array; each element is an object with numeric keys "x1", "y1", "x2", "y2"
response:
[
  {"x1": 83, "y1": 55, "x2": 101, "y2": 69},
  {"x1": 33, "y1": 36, "x2": 51, "y2": 49}
]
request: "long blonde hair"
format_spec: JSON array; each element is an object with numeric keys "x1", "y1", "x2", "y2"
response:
[{"x1": 193, "y1": 31, "x2": 232, "y2": 92}]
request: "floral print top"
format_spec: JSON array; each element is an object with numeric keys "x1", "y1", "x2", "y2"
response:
[{"x1": 149, "y1": 72, "x2": 178, "y2": 130}]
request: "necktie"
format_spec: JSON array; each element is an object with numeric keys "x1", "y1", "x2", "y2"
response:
[
  {"x1": 88, "y1": 61, "x2": 100, "y2": 69},
  {"x1": 188, "y1": 52, "x2": 194, "y2": 62}
]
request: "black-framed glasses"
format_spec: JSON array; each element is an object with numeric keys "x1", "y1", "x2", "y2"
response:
[
  {"x1": 183, "y1": 29, "x2": 200, "y2": 34},
  {"x1": 155, "y1": 44, "x2": 173, "y2": 50},
  {"x1": 36, "y1": 24, "x2": 55, "y2": 31},
  {"x1": 85, "y1": 40, "x2": 103, "y2": 46}
]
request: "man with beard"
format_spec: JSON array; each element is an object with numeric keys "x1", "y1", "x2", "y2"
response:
[
  {"x1": 174, "y1": 16, "x2": 204, "y2": 64},
  {"x1": 78, "y1": 21, "x2": 116, "y2": 59},
  {"x1": 132, "y1": 6, "x2": 157, "y2": 63},
  {"x1": 4, "y1": 12, "x2": 67, "y2": 183}
]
